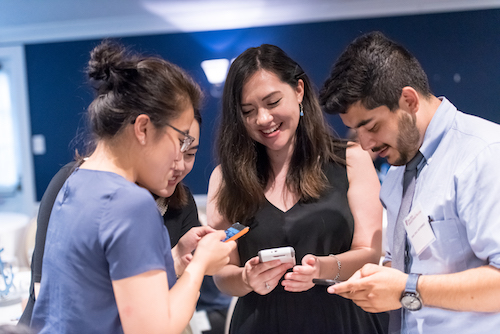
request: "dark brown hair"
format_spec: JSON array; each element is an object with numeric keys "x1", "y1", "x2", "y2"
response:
[
  {"x1": 319, "y1": 31, "x2": 432, "y2": 114},
  {"x1": 87, "y1": 39, "x2": 202, "y2": 140}
]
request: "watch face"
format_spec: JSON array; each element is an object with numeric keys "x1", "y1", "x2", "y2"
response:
[{"x1": 401, "y1": 293, "x2": 422, "y2": 311}]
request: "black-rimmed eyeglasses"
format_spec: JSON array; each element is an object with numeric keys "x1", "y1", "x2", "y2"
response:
[
  {"x1": 165, "y1": 123, "x2": 195, "y2": 153},
  {"x1": 131, "y1": 115, "x2": 194, "y2": 152}
]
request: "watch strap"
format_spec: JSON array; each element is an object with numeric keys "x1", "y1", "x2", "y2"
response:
[{"x1": 405, "y1": 273, "x2": 421, "y2": 294}]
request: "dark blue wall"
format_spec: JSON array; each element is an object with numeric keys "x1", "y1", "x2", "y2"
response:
[{"x1": 26, "y1": 9, "x2": 500, "y2": 199}]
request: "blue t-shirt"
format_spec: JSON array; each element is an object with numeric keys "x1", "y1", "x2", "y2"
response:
[{"x1": 31, "y1": 168, "x2": 176, "y2": 334}]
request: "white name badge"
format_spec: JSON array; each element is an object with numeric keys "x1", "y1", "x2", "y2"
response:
[{"x1": 404, "y1": 203, "x2": 436, "y2": 255}]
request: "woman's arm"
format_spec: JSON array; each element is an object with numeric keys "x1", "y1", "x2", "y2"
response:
[
  {"x1": 206, "y1": 166, "x2": 232, "y2": 231},
  {"x1": 113, "y1": 231, "x2": 234, "y2": 334},
  {"x1": 329, "y1": 142, "x2": 383, "y2": 279},
  {"x1": 207, "y1": 166, "x2": 248, "y2": 296}
]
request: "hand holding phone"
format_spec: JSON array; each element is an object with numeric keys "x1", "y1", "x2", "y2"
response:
[
  {"x1": 222, "y1": 223, "x2": 249, "y2": 242},
  {"x1": 258, "y1": 246, "x2": 296, "y2": 265}
]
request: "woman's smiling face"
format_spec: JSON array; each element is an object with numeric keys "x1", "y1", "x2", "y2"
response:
[{"x1": 240, "y1": 69, "x2": 303, "y2": 155}]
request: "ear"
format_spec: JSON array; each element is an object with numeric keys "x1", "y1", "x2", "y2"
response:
[
  {"x1": 133, "y1": 114, "x2": 151, "y2": 145},
  {"x1": 399, "y1": 87, "x2": 420, "y2": 115},
  {"x1": 296, "y1": 79, "x2": 305, "y2": 104}
]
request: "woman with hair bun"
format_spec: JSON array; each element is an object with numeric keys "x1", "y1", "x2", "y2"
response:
[{"x1": 30, "y1": 40, "x2": 235, "y2": 334}]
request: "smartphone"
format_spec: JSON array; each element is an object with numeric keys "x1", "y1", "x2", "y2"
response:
[
  {"x1": 258, "y1": 246, "x2": 296, "y2": 265},
  {"x1": 312, "y1": 278, "x2": 340, "y2": 286},
  {"x1": 222, "y1": 222, "x2": 249, "y2": 242}
]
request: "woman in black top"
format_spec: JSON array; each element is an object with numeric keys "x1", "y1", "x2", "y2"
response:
[{"x1": 207, "y1": 44, "x2": 388, "y2": 334}]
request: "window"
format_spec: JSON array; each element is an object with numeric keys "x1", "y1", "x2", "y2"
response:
[
  {"x1": 0, "y1": 46, "x2": 35, "y2": 216},
  {"x1": 0, "y1": 67, "x2": 19, "y2": 195}
]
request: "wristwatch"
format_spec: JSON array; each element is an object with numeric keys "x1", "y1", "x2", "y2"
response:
[{"x1": 400, "y1": 273, "x2": 423, "y2": 311}]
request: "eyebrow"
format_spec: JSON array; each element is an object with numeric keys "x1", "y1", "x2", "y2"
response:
[
  {"x1": 352, "y1": 118, "x2": 373, "y2": 129},
  {"x1": 188, "y1": 145, "x2": 199, "y2": 150},
  {"x1": 241, "y1": 91, "x2": 280, "y2": 106}
]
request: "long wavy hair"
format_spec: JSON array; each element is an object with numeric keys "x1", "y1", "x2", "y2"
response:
[{"x1": 216, "y1": 44, "x2": 346, "y2": 224}]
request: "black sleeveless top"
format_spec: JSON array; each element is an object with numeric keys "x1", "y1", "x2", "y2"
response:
[{"x1": 231, "y1": 151, "x2": 389, "y2": 334}]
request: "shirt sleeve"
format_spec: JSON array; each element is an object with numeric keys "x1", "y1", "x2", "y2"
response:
[
  {"x1": 456, "y1": 142, "x2": 500, "y2": 269},
  {"x1": 99, "y1": 185, "x2": 173, "y2": 280}
]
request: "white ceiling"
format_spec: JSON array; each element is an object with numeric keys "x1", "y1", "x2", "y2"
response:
[{"x1": 1, "y1": 0, "x2": 500, "y2": 45}]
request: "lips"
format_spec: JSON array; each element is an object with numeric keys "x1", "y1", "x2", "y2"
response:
[
  {"x1": 374, "y1": 145, "x2": 389, "y2": 158},
  {"x1": 168, "y1": 174, "x2": 181, "y2": 185},
  {"x1": 260, "y1": 123, "x2": 282, "y2": 136}
]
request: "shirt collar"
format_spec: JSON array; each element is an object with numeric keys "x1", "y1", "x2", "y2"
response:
[{"x1": 419, "y1": 97, "x2": 457, "y2": 162}]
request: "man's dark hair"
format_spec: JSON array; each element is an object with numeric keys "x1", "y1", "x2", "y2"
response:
[{"x1": 319, "y1": 31, "x2": 432, "y2": 114}]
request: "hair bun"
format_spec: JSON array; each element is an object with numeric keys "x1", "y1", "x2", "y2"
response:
[{"x1": 87, "y1": 40, "x2": 138, "y2": 93}]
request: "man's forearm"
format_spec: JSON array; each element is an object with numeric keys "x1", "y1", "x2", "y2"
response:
[{"x1": 418, "y1": 265, "x2": 500, "y2": 312}]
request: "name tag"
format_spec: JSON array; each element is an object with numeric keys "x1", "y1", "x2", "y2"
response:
[{"x1": 404, "y1": 203, "x2": 436, "y2": 255}]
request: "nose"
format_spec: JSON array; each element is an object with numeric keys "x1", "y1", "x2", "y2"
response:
[
  {"x1": 356, "y1": 130, "x2": 376, "y2": 151},
  {"x1": 173, "y1": 147, "x2": 184, "y2": 164},
  {"x1": 174, "y1": 155, "x2": 186, "y2": 172},
  {"x1": 255, "y1": 107, "x2": 272, "y2": 126}
]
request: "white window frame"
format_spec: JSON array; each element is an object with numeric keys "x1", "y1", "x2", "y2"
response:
[
  {"x1": 0, "y1": 67, "x2": 18, "y2": 193},
  {"x1": 0, "y1": 46, "x2": 36, "y2": 216}
]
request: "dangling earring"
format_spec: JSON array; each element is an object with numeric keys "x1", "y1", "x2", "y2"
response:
[{"x1": 299, "y1": 103, "x2": 304, "y2": 117}]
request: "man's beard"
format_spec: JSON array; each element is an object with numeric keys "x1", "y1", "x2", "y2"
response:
[{"x1": 393, "y1": 112, "x2": 420, "y2": 166}]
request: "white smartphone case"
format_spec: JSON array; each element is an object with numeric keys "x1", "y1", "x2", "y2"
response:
[{"x1": 258, "y1": 246, "x2": 296, "y2": 265}]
